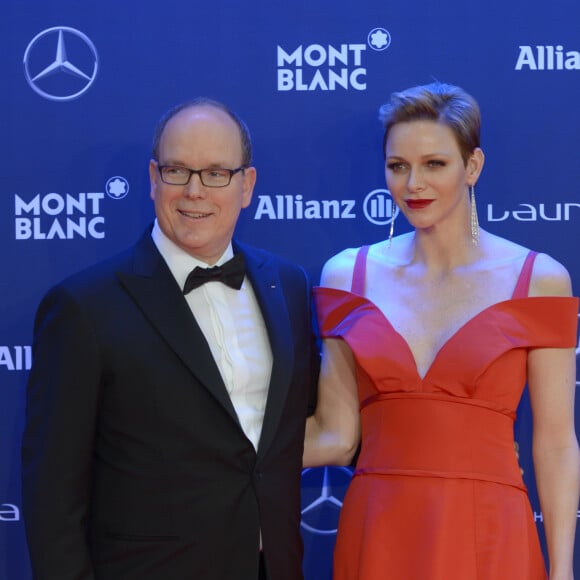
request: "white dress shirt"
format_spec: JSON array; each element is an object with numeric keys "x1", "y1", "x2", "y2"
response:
[{"x1": 151, "y1": 220, "x2": 273, "y2": 450}]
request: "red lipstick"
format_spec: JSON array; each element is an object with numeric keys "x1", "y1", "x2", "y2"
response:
[{"x1": 406, "y1": 199, "x2": 434, "y2": 210}]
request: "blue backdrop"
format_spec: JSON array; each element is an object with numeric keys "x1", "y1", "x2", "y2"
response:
[{"x1": 2, "y1": 1, "x2": 580, "y2": 578}]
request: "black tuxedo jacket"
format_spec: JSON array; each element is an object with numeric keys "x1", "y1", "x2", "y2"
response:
[{"x1": 22, "y1": 229, "x2": 319, "y2": 580}]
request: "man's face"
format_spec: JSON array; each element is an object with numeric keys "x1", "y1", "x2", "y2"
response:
[{"x1": 149, "y1": 105, "x2": 256, "y2": 264}]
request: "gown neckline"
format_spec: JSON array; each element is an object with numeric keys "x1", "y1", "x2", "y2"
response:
[{"x1": 314, "y1": 287, "x2": 566, "y2": 382}]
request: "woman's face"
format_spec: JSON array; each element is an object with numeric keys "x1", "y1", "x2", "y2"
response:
[{"x1": 384, "y1": 120, "x2": 482, "y2": 233}]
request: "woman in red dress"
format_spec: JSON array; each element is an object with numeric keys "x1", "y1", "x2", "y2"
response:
[{"x1": 304, "y1": 82, "x2": 579, "y2": 579}]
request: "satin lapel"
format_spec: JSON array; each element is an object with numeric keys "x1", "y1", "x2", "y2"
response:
[
  {"x1": 240, "y1": 245, "x2": 294, "y2": 459},
  {"x1": 116, "y1": 233, "x2": 240, "y2": 424}
]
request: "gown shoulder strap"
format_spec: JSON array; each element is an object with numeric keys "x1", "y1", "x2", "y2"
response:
[
  {"x1": 351, "y1": 245, "x2": 370, "y2": 295},
  {"x1": 511, "y1": 250, "x2": 538, "y2": 299}
]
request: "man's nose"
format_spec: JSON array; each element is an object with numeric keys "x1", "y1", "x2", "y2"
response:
[{"x1": 184, "y1": 172, "x2": 207, "y2": 197}]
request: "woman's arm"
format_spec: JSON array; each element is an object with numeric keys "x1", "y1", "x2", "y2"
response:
[
  {"x1": 528, "y1": 346, "x2": 579, "y2": 580},
  {"x1": 303, "y1": 337, "x2": 361, "y2": 467},
  {"x1": 528, "y1": 253, "x2": 580, "y2": 580}
]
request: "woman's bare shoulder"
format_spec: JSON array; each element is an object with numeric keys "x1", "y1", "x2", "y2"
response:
[
  {"x1": 529, "y1": 252, "x2": 573, "y2": 297},
  {"x1": 319, "y1": 247, "x2": 361, "y2": 290},
  {"x1": 482, "y1": 232, "x2": 572, "y2": 297}
]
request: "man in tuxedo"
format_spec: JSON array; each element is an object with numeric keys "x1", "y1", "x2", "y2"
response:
[{"x1": 22, "y1": 98, "x2": 319, "y2": 580}]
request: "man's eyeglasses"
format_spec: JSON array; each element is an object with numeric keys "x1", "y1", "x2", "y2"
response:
[{"x1": 155, "y1": 162, "x2": 248, "y2": 188}]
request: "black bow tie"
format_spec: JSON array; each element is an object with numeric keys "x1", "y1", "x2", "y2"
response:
[{"x1": 183, "y1": 253, "x2": 246, "y2": 294}]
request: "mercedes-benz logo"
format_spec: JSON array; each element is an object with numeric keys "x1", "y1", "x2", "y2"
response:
[
  {"x1": 23, "y1": 26, "x2": 99, "y2": 102},
  {"x1": 301, "y1": 466, "x2": 353, "y2": 535}
]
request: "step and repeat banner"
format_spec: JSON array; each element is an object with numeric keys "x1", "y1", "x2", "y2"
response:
[{"x1": 2, "y1": 0, "x2": 579, "y2": 578}]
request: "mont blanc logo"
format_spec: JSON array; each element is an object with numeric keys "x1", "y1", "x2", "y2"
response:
[
  {"x1": 23, "y1": 26, "x2": 99, "y2": 101},
  {"x1": 363, "y1": 188, "x2": 399, "y2": 226},
  {"x1": 106, "y1": 176, "x2": 130, "y2": 200},
  {"x1": 14, "y1": 191, "x2": 106, "y2": 240},
  {"x1": 13, "y1": 176, "x2": 128, "y2": 240},
  {"x1": 277, "y1": 26, "x2": 392, "y2": 91},
  {"x1": 300, "y1": 466, "x2": 353, "y2": 535},
  {"x1": 367, "y1": 28, "x2": 391, "y2": 51}
]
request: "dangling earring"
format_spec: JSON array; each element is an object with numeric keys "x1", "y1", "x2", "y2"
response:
[
  {"x1": 470, "y1": 184, "x2": 479, "y2": 246},
  {"x1": 388, "y1": 212, "x2": 396, "y2": 248}
]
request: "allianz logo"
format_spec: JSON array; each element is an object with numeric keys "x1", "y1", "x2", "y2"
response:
[
  {"x1": 515, "y1": 45, "x2": 580, "y2": 70},
  {"x1": 0, "y1": 346, "x2": 32, "y2": 371},
  {"x1": 254, "y1": 194, "x2": 357, "y2": 220},
  {"x1": 254, "y1": 190, "x2": 397, "y2": 224}
]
